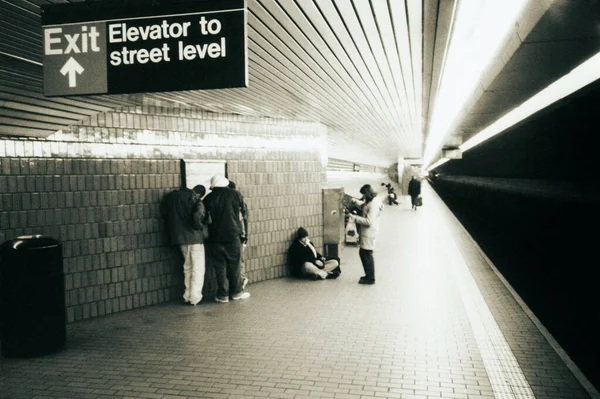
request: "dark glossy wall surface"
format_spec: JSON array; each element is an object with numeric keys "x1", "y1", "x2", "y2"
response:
[{"x1": 430, "y1": 79, "x2": 600, "y2": 390}]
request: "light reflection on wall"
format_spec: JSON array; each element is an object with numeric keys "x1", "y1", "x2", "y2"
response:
[{"x1": 0, "y1": 110, "x2": 329, "y2": 161}]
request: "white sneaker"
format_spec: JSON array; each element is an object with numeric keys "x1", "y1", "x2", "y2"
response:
[
  {"x1": 215, "y1": 296, "x2": 229, "y2": 303},
  {"x1": 231, "y1": 292, "x2": 250, "y2": 300}
]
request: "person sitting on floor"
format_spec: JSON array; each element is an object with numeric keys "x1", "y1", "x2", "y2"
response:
[{"x1": 288, "y1": 227, "x2": 341, "y2": 280}]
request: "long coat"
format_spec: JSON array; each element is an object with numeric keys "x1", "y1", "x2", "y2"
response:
[
  {"x1": 408, "y1": 179, "x2": 421, "y2": 196},
  {"x1": 353, "y1": 196, "x2": 383, "y2": 250}
]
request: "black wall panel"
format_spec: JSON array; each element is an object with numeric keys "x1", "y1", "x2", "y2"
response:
[{"x1": 431, "y1": 79, "x2": 600, "y2": 390}]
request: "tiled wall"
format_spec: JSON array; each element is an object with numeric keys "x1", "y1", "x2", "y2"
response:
[
  {"x1": 0, "y1": 106, "x2": 327, "y2": 322},
  {"x1": 324, "y1": 171, "x2": 391, "y2": 199}
]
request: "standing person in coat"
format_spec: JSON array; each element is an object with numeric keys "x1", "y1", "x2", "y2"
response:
[
  {"x1": 348, "y1": 184, "x2": 384, "y2": 284},
  {"x1": 408, "y1": 176, "x2": 422, "y2": 210},
  {"x1": 162, "y1": 184, "x2": 207, "y2": 306},
  {"x1": 203, "y1": 175, "x2": 250, "y2": 303}
]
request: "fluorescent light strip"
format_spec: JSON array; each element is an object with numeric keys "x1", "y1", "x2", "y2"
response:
[
  {"x1": 461, "y1": 50, "x2": 600, "y2": 152},
  {"x1": 427, "y1": 157, "x2": 449, "y2": 172},
  {"x1": 424, "y1": 0, "x2": 528, "y2": 167}
]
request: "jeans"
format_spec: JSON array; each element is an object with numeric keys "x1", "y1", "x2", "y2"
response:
[
  {"x1": 359, "y1": 248, "x2": 375, "y2": 281},
  {"x1": 180, "y1": 243, "x2": 205, "y2": 305},
  {"x1": 207, "y1": 240, "x2": 242, "y2": 298}
]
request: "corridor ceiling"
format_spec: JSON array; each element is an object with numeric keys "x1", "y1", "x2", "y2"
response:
[{"x1": 1, "y1": 0, "x2": 600, "y2": 168}]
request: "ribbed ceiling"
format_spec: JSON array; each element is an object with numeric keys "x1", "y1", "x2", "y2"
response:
[
  {"x1": 0, "y1": 0, "x2": 423, "y2": 167},
  {"x1": 2, "y1": 0, "x2": 600, "y2": 169}
]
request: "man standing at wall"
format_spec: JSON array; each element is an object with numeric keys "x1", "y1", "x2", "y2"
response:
[
  {"x1": 162, "y1": 185, "x2": 207, "y2": 306},
  {"x1": 228, "y1": 180, "x2": 249, "y2": 290},
  {"x1": 203, "y1": 175, "x2": 251, "y2": 303}
]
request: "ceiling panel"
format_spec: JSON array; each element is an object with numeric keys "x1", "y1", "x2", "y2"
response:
[
  {"x1": 1, "y1": 0, "x2": 599, "y2": 169},
  {"x1": 438, "y1": 0, "x2": 600, "y2": 160},
  {"x1": 1, "y1": 0, "x2": 428, "y2": 167}
]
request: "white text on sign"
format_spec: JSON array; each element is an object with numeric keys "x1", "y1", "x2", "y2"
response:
[
  {"x1": 44, "y1": 26, "x2": 101, "y2": 55},
  {"x1": 108, "y1": 16, "x2": 227, "y2": 66}
]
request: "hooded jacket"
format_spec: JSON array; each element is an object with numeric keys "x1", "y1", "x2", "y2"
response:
[{"x1": 203, "y1": 187, "x2": 244, "y2": 243}]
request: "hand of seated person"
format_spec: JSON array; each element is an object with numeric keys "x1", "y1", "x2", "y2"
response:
[{"x1": 315, "y1": 259, "x2": 324, "y2": 269}]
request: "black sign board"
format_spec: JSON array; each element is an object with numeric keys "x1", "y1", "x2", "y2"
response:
[{"x1": 41, "y1": 0, "x2": 247, "y2": 96}]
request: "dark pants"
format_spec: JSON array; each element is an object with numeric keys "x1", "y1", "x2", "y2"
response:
[
  {"x1": 207, "y1": 240, "x2": 242, "y2": 298},
  {"x1": 359, "y1": 248, "x2": 375, "y2": 281},
  {"x1": 410, "y1": 195, "x2": 419, "y2": 207}
]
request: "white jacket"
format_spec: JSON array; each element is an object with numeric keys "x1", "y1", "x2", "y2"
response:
[{"x1": 352, "y1": 196, "x2": 383, "y2": 250}]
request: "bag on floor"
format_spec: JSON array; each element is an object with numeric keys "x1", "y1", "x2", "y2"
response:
[
  {"x1": 416, "y1": 196, "x2": 423, "y2": 207},
  {"x1": 345, "y1": 219, "x2": 359, "y2": 244}
]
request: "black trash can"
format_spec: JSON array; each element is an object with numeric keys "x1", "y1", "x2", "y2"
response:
[{"x1": 0, "y1": 235, "x2": 66, "y2": 357}]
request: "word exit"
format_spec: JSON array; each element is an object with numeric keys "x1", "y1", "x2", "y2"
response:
[{"x1": 44, "y1": 26, "x2": 101, "y2": 55}]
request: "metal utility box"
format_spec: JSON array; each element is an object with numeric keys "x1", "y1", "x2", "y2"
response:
[{"x1": 322, "y1": 188, "x2": 344, "y2": 259}]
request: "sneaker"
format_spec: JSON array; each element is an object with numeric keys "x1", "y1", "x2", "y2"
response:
[
  {"x1": 215, "y1": 296, "x2": 229, "y2": 303},
  {"x1": 242, "y1": 276, "x2": 249, "y2": 290},
  {"x1": 358, "y1": 278, "x2": 375, "y2": 285},
  {"x1": 231, "y1": 292, "x2": 251, "y2": 300}
]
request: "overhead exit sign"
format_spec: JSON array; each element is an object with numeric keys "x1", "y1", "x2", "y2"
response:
[{"x1": 41, "y1": 0, "x2": 247, "y2": 97}]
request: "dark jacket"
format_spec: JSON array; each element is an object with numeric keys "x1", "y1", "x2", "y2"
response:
[
  {"x1": 232, "y1": 189, "x2": 249, "y2": 240},
  {"x1": 288, "y1": 239, "x2": 322, "y2": 277},
  {"x1": 408, "y1": 179, "x2": 421, "y2": 196},
  {"x1": 162, "y1": 188, "x2": 205, "y2": 245},
  {"x1": 203, "y1": 187, "x2": 243, "y2": 243}
]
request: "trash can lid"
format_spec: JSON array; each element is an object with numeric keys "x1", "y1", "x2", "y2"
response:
[{"x1": 1, "y1": 235, "x2": 60, "y2": 251}]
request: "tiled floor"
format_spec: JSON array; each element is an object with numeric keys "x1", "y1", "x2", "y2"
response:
[{"x1": 1, "y1": 184, "x2": 596, "y2": 399}]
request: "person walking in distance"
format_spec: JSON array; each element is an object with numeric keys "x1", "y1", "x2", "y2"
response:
[
  {"x1": 162, "y1": 184, "x2": 208, "y2": 306},
  {"x1": 203, "y1": 175, "x2": 250, "y2": 303},
  {"x1": 348, "y1": 184, "x2": 383, "y2": 284},
  {"x1": 408, "y1": 176, "x2": 422, "y2": 211}
]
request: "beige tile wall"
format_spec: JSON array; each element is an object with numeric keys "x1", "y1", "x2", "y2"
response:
[{"x1": 0, "y1": 106, "x2": 327, "y2": 322}]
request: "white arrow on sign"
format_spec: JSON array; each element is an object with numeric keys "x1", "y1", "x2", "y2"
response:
[{"x1": 60, "y1": 57, "x2": 84, "y2": 88}]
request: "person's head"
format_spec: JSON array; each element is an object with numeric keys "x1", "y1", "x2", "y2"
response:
[
  {"x1": 228, "y1": 180, "x2": 237, "y2": 190},
  {"x1": 192, "y1": 185, "x2": 206, "y2": 197},
  {"x1": 210, "y1": 175, "x2": 229, "y2": 189},
  {"x1": 360, "y1": 184, "x2": 376, "y2": 203},
  {"x1": 296, "y1": 227, "x2": 310, "y2": 245}
]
